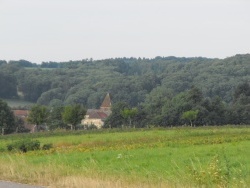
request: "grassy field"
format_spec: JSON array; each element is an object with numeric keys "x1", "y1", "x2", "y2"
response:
[{"x1": 0, "y1": 126, "x2": 249, "y2": 187}]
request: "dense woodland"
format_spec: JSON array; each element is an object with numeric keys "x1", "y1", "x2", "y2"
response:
[{"x1": 0, "y1": 54, "x2": 250, "y2": 132}]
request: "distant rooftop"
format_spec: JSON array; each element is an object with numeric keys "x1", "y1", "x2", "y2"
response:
[
  {"x1": 13, "y1": 110, "x2": 29, "y2": 117},
  {"x1": 100, "y1": 93, "x2": 112, "y2": 109},
  {"x1": 86, "y1": 109, "x2": 109, "y2": 120}
]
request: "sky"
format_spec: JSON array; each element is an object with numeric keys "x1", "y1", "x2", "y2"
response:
[{"x1": 0, "y1": 0, "x2": 249, "y2": 63}]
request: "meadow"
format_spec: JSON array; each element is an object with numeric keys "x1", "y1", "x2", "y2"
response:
[{"x1": 0, "y1": 126, "x2": 249, "y2": 188}]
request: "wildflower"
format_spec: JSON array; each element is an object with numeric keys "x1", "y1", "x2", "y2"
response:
[{"x1": 117, "y1": 154, "x2": 122, "y2": 159}]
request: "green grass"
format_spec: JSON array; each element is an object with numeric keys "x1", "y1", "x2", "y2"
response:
[{"x1": 0, "y1": 126, "x2": 249, "y2": 187}]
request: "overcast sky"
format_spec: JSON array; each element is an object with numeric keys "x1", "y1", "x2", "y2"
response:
[{"x1": 0, "y1": 0, "x2": 249, "y2": 63}]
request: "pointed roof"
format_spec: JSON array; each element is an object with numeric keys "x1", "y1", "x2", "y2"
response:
[{"x1": 100, "y1": 93, "x2": 112, "y2": 109}]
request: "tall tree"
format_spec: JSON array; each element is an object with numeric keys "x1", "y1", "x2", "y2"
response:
[
  {"x1": 0, "y1": 99, "x2": 16, "y2": 135},
  {"x1": 104, "y1": 102, "x2": 129, "y2": 128},
  {"x1": 0, "y1": 72, "x2": 17, "y2": 98},
  {"x1": 62, "y1": 104, "x2": 86, "y2": 130},
  {"x1": 233, "y1": 82, "x2": 250, "y2": 102},
  {"x1": 181, "y1": 110, "x2": 199, "y2": 127},
  {"x1": 229, "y1": 82, "x2": 250, "y2": 124},
  {"x1": 121, "y1": 107, "x2": 138, "y2": 128},
  {"x1": 27, "y1": 105, "x2": 48, "y2": 131},
  {"x1": 47, "y1": 106, "x2": 66, "y2": 130},
  {"x1": 187, "y1": 86, "x2": 203, "y2": 105}
]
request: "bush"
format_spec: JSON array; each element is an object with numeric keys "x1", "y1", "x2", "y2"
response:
[
  {"x1": 42, "y1": 143, "x2": 53, "y2": 150},
  {"x1": 7, "y1": 144, "x2": 14, "y2": 151},
  {"x1": 7, "y1": 139, "x2": 40, "y2": 152}
]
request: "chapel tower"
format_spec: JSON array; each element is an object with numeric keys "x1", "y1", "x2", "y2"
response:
[{"x1": 100, "y1": 93, "x2": 112, "y2": 112}]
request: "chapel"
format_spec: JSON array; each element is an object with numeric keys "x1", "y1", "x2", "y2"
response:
[{"x1": 81, "y1": 93, "x2": 112, "y2": 128}]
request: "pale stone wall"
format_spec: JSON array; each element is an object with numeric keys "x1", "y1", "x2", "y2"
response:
[{"x1": 81, "y1": 119, "x2": 104, "y2": 129}]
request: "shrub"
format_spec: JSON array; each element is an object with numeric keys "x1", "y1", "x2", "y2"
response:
[
  {"x1": 7, "y1": 139, "x2": 40, "y2": 152},
  {"x1": 42, "y1": 143, "x2": 53, "y2": 150},
  {"x1": 7, "y1": 144, "x2": 14, "y2": 151}
]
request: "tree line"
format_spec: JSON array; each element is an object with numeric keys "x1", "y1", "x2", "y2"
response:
[
  {"x1": 105, "y1": 83, "x2": 250, "y2": 128},
  {"x1": 2, "y1": 81, "x2": 249, "y2": 134},
  {"x1": 0, "y1": 54, "x2": 249, "y2": 133},
  {"x1": 0, "y1": 99, "x2": 86, "y2": 134}
]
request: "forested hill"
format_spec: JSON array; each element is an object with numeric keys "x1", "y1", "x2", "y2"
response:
[{"x1": 0, "y1": 54, "x2": 249, "y2": 109}]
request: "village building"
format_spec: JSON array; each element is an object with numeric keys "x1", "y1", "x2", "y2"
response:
[
  {"x1": 12, "y1": 110, "x2": 36, "y2": 132},
  {"x1": 81, "y1": 93, "x2": 112, "y2": 128},
  {"x1": 13, "y1": 110, "x2": 29, "y2": 119}
]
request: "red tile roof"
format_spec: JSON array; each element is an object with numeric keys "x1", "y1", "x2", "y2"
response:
[
  {"x1": 86, "y1": 109, "x2": 109, "y2": 120},
  {"x1": 13, "y1": 110, "x2": 29, "y2": 117}
]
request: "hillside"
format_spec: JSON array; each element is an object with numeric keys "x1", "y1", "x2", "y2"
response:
[
  {"x1": 1, "y1": 54, "x2": 250, "y2": 127},
  {"x1": 1, "y1": 54, "x2": 249, "y2": 107}
]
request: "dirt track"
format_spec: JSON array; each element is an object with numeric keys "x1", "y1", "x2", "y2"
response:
[{"x1": 0, "y1": 181, "x2": 45, "y2": 188}]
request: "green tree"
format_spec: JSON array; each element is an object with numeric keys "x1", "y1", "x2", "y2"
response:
[
  {"x1": 0, "y1": 99, "x2": 16, "y2": 135},
  {"x1": 0, "y1": 72, "x2": 17, "y2": 98},
  {"x1": 104, "y1": 102, "x2": 129, "y2": 128},
  {"x1": 15, "y1": 117, "x2": 30, "y2": 133},
  {"x1": 204, "y1": 96, "x2": 226, "y2": 125},
  {"x1": 233, "y1": 82, "x2": 250, "y2": 102},
  {"x1": 47, "y1": 106, "x2": 66, "y2": 130},
  {"x1": 182, "y1": 110, "x2": 199, "y2": 127},
  {"x1": 160, "y1": 91, "x2": 190, "y2": 126},
  {"x1": 27, "y1": 105, "x2": 48, "y2": 131},
  {"x1": 121, "y1": 107, "x2": 138, "y2": 128},
  {"x1": 187, "y1": 86, "x2": 203, "y2": 105},
  {"x1": 62, "y1": 104, "x2": 86, "y2": 130},
  {"x1": 228, "y1": 82, "x2": 250, "y2": 124}
]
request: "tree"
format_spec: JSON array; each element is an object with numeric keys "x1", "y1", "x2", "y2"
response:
[
  {"x1": 0, "y1": 60, "x2": 7, "y2": 66},
  {"x1": 0, "y1": 99, "x2": 16, "y2": 135},
  {"x1": 104, "y1": 102, "x2": 129, "y2": 128},
  {"x1": 15, "y1": 117, "x2": 30, "y2": 133},
  {"x1": 27, "y1": 105, "x2": 48, "y2": 131},
  {"x1": 0, "y1": 72, "x2": 17, "y2": 98},
  {"x1": 47, "y1": 106, "x2": 66, "y2": 130},
  {"x1": 187, "y1": 86, "x2": 203, "y2": 105},
  {"x1": 229, "y1": 82, "x2": 250, "y2": 124},
  {"x1": 161, "y1": 92, "x2": 190, "y2": 126},
  {"x1": 181, "y1": 110, "x2": 199, "y2": 127},
  {"x1": 233, "y1": 82, "x2": 250, "y2": 102},
  {"x1": 121, "y1": 107, "x2": 138, "y2": 128},
  {"x1": 204, "y1": 96, "x2": 226, "y2": 125},
  {"x1": 62, "y1": 104, "x2": 86, "y2": 130}
]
